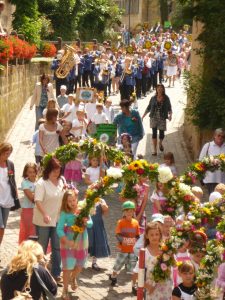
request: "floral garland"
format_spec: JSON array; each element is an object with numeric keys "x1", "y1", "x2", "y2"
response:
[{"x1": 42, "y1": 139, "x2": 225, "y2": 297}]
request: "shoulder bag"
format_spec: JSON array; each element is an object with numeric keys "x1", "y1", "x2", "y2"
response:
[{"x1": 33, "y1": 267, "x2": 56, "y2": 300}]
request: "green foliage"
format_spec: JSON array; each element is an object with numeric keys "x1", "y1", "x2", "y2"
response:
[
  {"x1": 179, "y1": 0, "x2": 225, "y2": 129},
  {"x1": 170, "y1": 2, "x2": 192, "y2": 29},
  {"x1": 37, "y1": 0, "x2": 122, "y2": 41},
  {"x1": 9, "y1": 0, "x2": 41, "y2": 46}
]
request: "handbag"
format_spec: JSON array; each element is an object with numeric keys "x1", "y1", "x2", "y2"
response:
[
  {"x1": 33, "y1": 267, "x2": 56, "y2": 300},
  {"x1": 13, "y1": 279, "x2": 33, "y2": 299}
]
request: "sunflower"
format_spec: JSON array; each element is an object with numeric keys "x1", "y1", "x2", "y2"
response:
[
  {"x1": 71, "y1": 225, "x2": 84, "y2": 233},
  {"x1": 129, "y1": 160, "x2": 143, "y2": 171}
]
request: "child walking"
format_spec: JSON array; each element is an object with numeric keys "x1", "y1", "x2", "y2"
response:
[
  {"x1": 109, "y1": 201, "x2": 140, "y2": 286},
  {"x1": 133, "y1": 222, "x2": 172, "y2": 299},
  {"x1": 150, "y1": 182, "x2": 168, "y2": 214},
  {"x1": 85, "y1": 156, "x2": 110, "y2": 270},
  {"x1": 134, "y1": 176, "x2": 149, "y2": 234},
  {"x1": 56, "y1": 189, "x2": 93, "y2": 300},
  {"x1": 160, "y1": 152, "x2": 177, "y2": 176},
  {"x1": 172, "y1": 261, "x2": 197, "y2": 300},
  {"x1": 19, "y1": 163, "x2": 38, "y2": 244}
]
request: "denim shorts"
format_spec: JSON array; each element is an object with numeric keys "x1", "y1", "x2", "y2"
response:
[{"x1": 0, "y1": 206, "x2": 10, "y2": 229}]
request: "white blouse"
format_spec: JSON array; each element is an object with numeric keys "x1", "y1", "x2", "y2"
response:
[{"x1": 0, "y1": 167, "x2": 14, "y2": 208}]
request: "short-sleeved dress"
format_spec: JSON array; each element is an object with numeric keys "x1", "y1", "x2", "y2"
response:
[
  {"x1": 87, "y1": 202, "x2": 110, "y2": 258},
  {"x1": 57, "y1": 211, "x2": 93, "y2": 270},
  {"x1": 39, "y1": 122, "x2": 63, "y2": 156}
]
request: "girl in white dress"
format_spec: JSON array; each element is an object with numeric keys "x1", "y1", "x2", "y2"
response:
[{"x1": 133, "y1": 222, "x2": 172, "y2": 300}]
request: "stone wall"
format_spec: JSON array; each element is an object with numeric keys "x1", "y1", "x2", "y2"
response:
[
  {"x1": 0, "y1": 62, "x2": 51, "y2": 142},
  {"x1": 0, "y1": 0, "x2": 15, "y2": 34}
]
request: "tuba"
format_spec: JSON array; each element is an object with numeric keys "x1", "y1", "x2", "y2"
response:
[{"x1": 55, "y1": 45, "x2": 80, "y2": 79}]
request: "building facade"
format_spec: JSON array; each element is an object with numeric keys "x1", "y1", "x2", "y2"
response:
[{"x1": 115, "y1": 0, "x2": 161, "y2": 31}]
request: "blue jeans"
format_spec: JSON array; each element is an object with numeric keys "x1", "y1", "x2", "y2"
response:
[
  {"x1": 35, "y1": 106, "x2": 45, "y2": 130},
  {"x1": 36, "y1": 226, "x2": 61, "y2": 277}
]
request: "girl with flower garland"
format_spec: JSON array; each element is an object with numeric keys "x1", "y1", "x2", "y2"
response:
[
  {"x1": 56, "y1": 189, "x2": 93, "y2": 300},
  {"x1": 19, "y1": 162, "x2": 38, "y2": 244},
  {"x1": 133, "y1": 222, "x2": 172, "y2": 299},
  {"x1": 189, "y1": 231, "x2": 207, "y2": 272},
  {"x1": 84, "y1": 156, "x2": 110, "y2": 271},
  {"x1": 150, "y1": 182, "x2": 168, "y2": 214},
  {"x1": 172, "y1": 261, "x2": 197, "y2": 300},
  {"x1": 134, "y1": 176, "x2": 150, "y2": 234}
]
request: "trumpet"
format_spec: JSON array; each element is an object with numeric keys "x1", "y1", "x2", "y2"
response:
[{"x1": 56, "y1": 45, "x2": 80, "y2": 79}]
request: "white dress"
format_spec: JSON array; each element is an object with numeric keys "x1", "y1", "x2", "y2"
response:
[{"x1": 134, "y1": 248, "x2": 172, "y2": 300}]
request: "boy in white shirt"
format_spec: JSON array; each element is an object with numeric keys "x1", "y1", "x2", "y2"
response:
[
  {"x1": 91, "y1": 102, "x2": 108, "y2": 125},
  {"x1": 103, "y1": 98, "x2": 115, "y2": 124},
  {"x1": 61, "y1": 94, "x2": 75, "y2": 123},
  {"x1": 85, "y1": 98, "x2": 97, "y2": 121},
  {"x1": 71, "y1": 107, "x2": 87, "y2": 139}
]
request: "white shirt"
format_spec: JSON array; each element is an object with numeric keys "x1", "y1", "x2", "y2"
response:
[
  {"x1": 39, "y1": 123, "x2": 63, "y2": 156},
  {"x1": 0, "y1": 167, "x2": 14, "y2": 208},
  {"x1": 199, "y1": 141, "x2": 225, "y2": 184},
  {"x1": 71, "y1": 119, "x2": 87, "y2": 137},
  {"x1": 103, "y1": 106, "x2": 115, "y2": 124},
  {"x1": 91, "y1": 112, "x2": 108, "y2": 125},
  {"x1": 85, "y1": 103, "x2": 96, "y2": 121},
  {"x1": 33, "y1": 177, "x2": 65, "y2": 227},
  {"x1": 86, "y1": 166, "x2": 100, "y2": 183},
  {"x1": 61, "y1": 103, "x2": 74, "y2": 122}
]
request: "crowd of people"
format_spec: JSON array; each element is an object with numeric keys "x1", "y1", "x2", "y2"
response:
[{"x1": 1, "y1": 27, "x2": 225, "y2": 300}]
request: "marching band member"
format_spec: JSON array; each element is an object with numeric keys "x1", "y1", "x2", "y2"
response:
[
  {"x1": 135, "y1": 53, "x2": 144, "y2": 99},
  {"x1": 119, "y1": 56, "x2": 137, "y2": 100},
  {"x1": 82, "y1": 48, "x2": 94, "y2": 87}
]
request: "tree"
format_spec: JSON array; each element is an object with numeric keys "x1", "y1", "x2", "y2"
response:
[
  {"x1": 9, "y1": 0, "x2": 42, "y2": 46},
  {"x1": 180, "y1": 0, "x2": 225, "y2": 129},
  {"x1": 37, "y1": 0, "x2": 122, "y2": 41}
]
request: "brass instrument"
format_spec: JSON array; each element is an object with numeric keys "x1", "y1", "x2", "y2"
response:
[
  {"x1": 124, "y1": 57, "x2": 133, "y2": 75},
  {"x1": 55, "y1": 45, "x2": 80, "y2": 79},
  {"x1": 164, "y1": 41, "x2": 172, "y2": 50}
]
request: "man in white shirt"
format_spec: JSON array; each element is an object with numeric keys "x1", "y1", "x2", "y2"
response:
[
  {"x1": 199, "y1": 128, "x2": 225, "y2": 194},
  {"x1": 91, "y1": 102, "x2": 108, "y2": 125}
]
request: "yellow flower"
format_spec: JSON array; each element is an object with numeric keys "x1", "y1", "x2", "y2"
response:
[
  {"x1": 219, "y1": 154, "x2": 225, "y2": 160},
  {"x1": 94, "y1": 197, "x2": 100, "y2": 204},
  {"x1": 71, "y1": 225, "x2": 84, "y2": 233},
  {"x1": 129, "y1": 160, "x2": 143, "y2": 171},
  {"x1": 92, "y1": 139, "x2": 97, "y2": 145},
  {"x1": 102, "y1": 176, "x2": 109, "y2": 185},
  {"x1": 176, "y1": 261, "x2": 183, "y2": 267},
  {"x1": 203, "y1": 207, "x2": 211, "y2": 215}
]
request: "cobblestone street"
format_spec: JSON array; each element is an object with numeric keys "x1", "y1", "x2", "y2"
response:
[{"x1": 0, "y1": 79, "x2": 191, "y2": 299}]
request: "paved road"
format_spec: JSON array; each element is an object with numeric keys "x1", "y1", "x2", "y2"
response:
[{"x1": 0, "y1": 78, "x2": 191, "y2": 299}]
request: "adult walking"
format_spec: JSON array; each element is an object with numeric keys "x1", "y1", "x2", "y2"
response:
[
  {"x1": 33, "y1": 158, "x2": 65, "y2": 284},
  {"x1": 1, "y1": 240, "x2": 57, "y2": 300},
  {"x1": 0, "y1": 142, "x2": 20, "y2": 246},
  {"x1": 113, "y1": 99, "x2": 144, "y2": 158},
  {"x1": 166, "y1": 50, "x2": 178, "y2": 88},
  {"x1": 30, "y1": 74, "x2": 55, "y2": 130},
  {"x1": 199, "y1": 128, "x2": 225, "y2": 194},
  {"x1": 142, "y1": 84, "x2": 172, "y2": 155}
]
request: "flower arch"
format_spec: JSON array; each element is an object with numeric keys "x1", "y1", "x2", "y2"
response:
[{"x1": 43, "y1": 138, "x2": 225, "y2": 299}]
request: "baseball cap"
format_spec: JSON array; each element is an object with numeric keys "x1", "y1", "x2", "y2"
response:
[{"x1": 122, "y1": 201, "x2": 135, "y2": 210}]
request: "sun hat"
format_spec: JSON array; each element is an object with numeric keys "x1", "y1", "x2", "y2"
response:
[
  {"x1": 152, "y1": 213, "x2": 164, "y2": 224},
  {"x1": 122, "y1": 201, "x2": 135, "y2": 210},
  {"x1": 209, "y1": 191, "x2": 222, "y2": 203}
]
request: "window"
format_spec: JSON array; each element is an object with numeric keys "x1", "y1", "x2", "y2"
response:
[{"x1": 116, "y1": 0, "x2": 140, "y2": 15}]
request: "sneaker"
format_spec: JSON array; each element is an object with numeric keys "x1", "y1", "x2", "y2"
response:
[
  {"x1": 132, "y1": 285, "x2": 137, "y2": 296},
  {"x1": 109, "y1": 275, "x2": 117, "y2": 286}
]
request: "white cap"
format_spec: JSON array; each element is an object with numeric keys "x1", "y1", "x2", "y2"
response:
[
  {"x1": 152, "y1": 213, "x2": 164, "y2": 224},
  {"x1": 209, "y1": 191, "x2": 222, "y2": 202},
  {"x1": 60, "y1": 85, "x2": 67, "y2": 90}
]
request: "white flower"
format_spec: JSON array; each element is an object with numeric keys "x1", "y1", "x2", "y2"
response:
[
  {"x1": 158, "y1": 166, "x2": 173, "y2": 183},
  {"x1": 163, "y1": 254, "x2": 170, "y2": 261},
  {"x1": 178, "y1": 183, "x2": 192, "y2": 195},
  {"x1": 78, "y1": 139, "x2": 84, "y2": 147},
  {"x1": 106, "y1": 167, "x2": 123, "y2": 179},
  {"x1": 78, "y1": 200, "x2": 87, "y2": 210}
]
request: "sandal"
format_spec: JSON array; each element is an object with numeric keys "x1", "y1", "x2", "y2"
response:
[
  {"x1": 152, "y1": 152, "x2": 157, "y2": 156},
  {"x1": 61, "y1": 289, "x2": 70, "y2": 300},
  {"x1": 70, "y1": 277, "x2": 78, "y2": 291},
  {"x1": 159, "y1": 144, "x2": 164, "y2": 152},
  {"x1": 92, "y1": 262, "x2": 101, "y2": 271}
]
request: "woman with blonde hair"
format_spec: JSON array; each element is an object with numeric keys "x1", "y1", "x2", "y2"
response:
[{"x1": 0, "y1": 240, "x2": 57, "y2": 299}]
